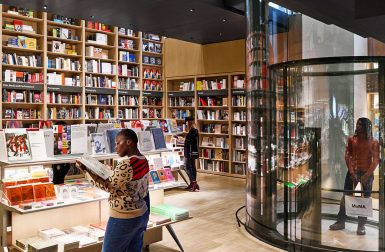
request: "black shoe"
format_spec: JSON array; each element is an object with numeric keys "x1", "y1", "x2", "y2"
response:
[
  {"x1": 329, "y1": 221, "x2": 345, "y2": 230},
  {"x1": 357, "y1": 225, "x2": 366, "y2": 235}
]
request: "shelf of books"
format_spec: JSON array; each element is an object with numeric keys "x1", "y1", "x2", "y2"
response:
[
  {"x1": 196, "y1": 75, "x2": 230, "y2": 174},
  {"x1": 0, "y1": 4, "x2": 170, "y2": 129},
  {"x1": 166, "y1": 77, "x2": 195, "y2": 133},
  {"x1": 1, "y1": 5, "x2": 44, "y2": 128},
  {"x1": 142, "y1": 32, "x2": 164, "y2": 121},
  {"x1": 230, "y1": 74, "x2": 247, "y2": 176}
]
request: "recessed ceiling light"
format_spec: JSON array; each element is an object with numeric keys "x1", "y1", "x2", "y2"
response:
[
  {"x1": 129, "y1": 24, "x2": 133, "y2": 27},
  {"x1": 189, "y1": 8, "x2": 194, "y2": 12},
  {"x1": 90, "y1": 15, "x2": 95, "y2": 19},
  {"x1": 43, "y1": 4, "x2": 48, "y2": 10},
  {"x1": 222, "y1": 18, "x2": 227, "y2": 22},
  {"x1": 219, "y1": 32, "x2": 223, "y2": 36}
]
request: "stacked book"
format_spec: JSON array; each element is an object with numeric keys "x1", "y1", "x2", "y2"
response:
[{"x1": 151, "y1": 204, "x2": 189, "y2": 221}]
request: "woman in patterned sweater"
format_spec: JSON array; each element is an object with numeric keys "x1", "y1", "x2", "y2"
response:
[{"x1": 77, "y1": 129, "x2": 150, "y2": 252}]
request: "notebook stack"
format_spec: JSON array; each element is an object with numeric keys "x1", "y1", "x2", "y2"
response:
[{"x1": 151, "y1": 204, "x2": 189, "y2": 221}]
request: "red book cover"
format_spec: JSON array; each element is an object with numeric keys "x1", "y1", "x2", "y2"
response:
[
  {"x1": 157, "y1": 169, "x2": 167, "y2": 182},
  {"x1": 6, "y1": 186, "x2": 22, "y2": 206},
  {"x1": 90, "y1": 221, "x2": 108, "y2": 230},
  {"x1": 2, "y1": 180, "x2": 17, "y2": 188},
  {"x1": 16, "y1": 179, "x2": 29, "y2": 185},
  {"x1": 43, "y1": 183, "x2": 56, "y2": 200},
  {"x1": 38, "y1": 176, "x2": 50, "y2": 183},
  {"x1": 21, "y1": 184, "x2": 34, "y2": 203},
  {"x1": 32, "y1": 183, "x2": 46, "y2": 201},
  {"x1": 200, "y1": 98, "x2": 207, "y2": 106}
]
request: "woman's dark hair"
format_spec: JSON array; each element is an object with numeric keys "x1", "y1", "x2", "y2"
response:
[
  {"x1": 117, "y1": 129, "x2": 138, "y2": 144},
  {"x1": 355, "y1": 117, "x2": 372, "y2": 140}
]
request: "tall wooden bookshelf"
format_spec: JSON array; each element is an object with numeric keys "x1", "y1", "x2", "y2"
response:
[
  {"x1": 0, "y1": 4, "x2": 166, "y2": 129},
  {"x1": 165, "y1": 72, "x2": 246, "y2": 178}
]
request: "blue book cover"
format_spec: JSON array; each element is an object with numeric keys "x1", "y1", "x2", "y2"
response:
[
  {"x1": 151, "y1": 128, "x2": 166, "y2": 149},
  {"x1": 150, "y1": 170, "x2": 161, "y2": 184},
  {"x1": 106, "y1": 129, "x2": 122, "y2": 153}
]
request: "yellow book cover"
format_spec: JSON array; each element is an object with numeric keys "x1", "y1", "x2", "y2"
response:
[
  {"x1": 215, "y1": 149, "x2": 223, "y2": 160},
  {"x1": 196, "y1": 81, "x2": 202, "y2": 90},
  {"x1": 25, "y1": 37, "x2": 37, "y2": 50}
]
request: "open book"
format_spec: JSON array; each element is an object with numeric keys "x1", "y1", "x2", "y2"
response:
[{"x1": 77, "y1": 154, "x2": 113, "y2": 180}]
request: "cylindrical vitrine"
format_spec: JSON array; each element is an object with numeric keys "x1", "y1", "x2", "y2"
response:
[{"x1": 245, "y1": 56, "x2": 385, "y2": 252}]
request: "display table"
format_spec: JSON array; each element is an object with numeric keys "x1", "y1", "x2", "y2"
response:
[{"x1": 0, "y1": 148, "x2": 189, "y2": 252}]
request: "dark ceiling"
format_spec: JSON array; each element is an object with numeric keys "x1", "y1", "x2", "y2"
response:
[
  {"x1": 2, "y1": 0, "x2": 385, "y2": 45},
  {"x1": 1, "y1": 0, "x2": 247, "y2": 44}
]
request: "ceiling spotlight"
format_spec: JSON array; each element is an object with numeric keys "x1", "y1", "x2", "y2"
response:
[
  {"x1": 90, "y1": 15, "x2": 95, "y2": 19},
  {"x1": 129, "y1": 24, "x2": 133, "y2": 27},
  {"x1": 43, "y1": 4, "x2": 48, "y2": 10},
  {"x1": 222, "y1": 18, "x2": 227, "y2": 22},
  {"x1": 219, "y1": 32, "x2": 223, "y2": 36},
  {"x1": 189, "y1": 8, "x2": 194, "y2": 12}
]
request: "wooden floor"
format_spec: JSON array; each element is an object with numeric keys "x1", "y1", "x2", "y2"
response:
[{"x1": 146, "y1": 173, "x2": 283, "y2": 252}]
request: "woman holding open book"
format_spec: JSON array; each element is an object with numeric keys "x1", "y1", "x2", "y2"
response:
[
  {"x1": 184, "y1": 116, "x2": 200, "y2": 192},
  {"x1": 76, "y1": 129, "x2": 150, "y2": 252}
]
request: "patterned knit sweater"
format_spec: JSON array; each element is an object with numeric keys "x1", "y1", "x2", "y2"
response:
[{"x1": 86, "y1": 155, "x2": 149, "y2": 219}]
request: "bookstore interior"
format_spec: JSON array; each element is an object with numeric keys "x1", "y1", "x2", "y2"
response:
[{"x1": 1, "y1": 0, "x2": 385, "y2": 252}]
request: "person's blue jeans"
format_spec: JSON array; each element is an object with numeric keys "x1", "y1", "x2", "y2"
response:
[{"x1": 102, "y1": 212, "x2": 149, "y2": 252}]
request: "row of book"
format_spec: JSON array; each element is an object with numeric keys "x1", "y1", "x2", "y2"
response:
[
  {"x1": 3, "y1": 109, "x2": 40, "y2": 119},
  {"x1": 168, "y1": 97, "x2": 194, "y2": 107},
  {"x1": 200, "y1": 124, "x2": 229, "y2": 134},
  {"x1": 47, "y1": 92, "x2": 81, "y2": 105},
  {"x1": 142, "y1": 108, "x2": 162, "y2": 119},
  {"x1": 118, "y1": 65, "x2": 139, "y2": 77},
  {"x1": 142, "y1": 97, "x2": 162, "y2": 106},
  {"x1": 85, "y1": 108, "x2": 113, "y2": 120},
  {"x1": 118, "y1": 38, "x2": 136, "y2": 50},
  {"x1": 196, "y1": 79, "x2": 227, "y2": 90},
  {"x1": 4, "y1": 18, "x2": 35, "y2": 33},
  {"x1": 143, "y1": 68, "x2": 162, "y2": 79},
  {"x1": 197, "y1": 109, "x2": 229, "y2": 121},
  {"x1": 234, "y1": 137, "x2": 246, "y2": 149},
  {"x1": 118, "y1": 96, "x2": 139, "y2": 106},
  {"x1": 199, "y1": 159, "x2": 228, "y2": 173},
  {"x1": 143, "y1": 55, "x2": 162, "y2": 65},
  {"x1": 118, "y1": 78, "x2": 138, "y2": 90},
  {"x1": 232, "y1": 76, "x2": 245, "y2": 89},
  {"x1": 199, "y1": 97, "x2": 228, "y2": 107},
  {"x1": 87, "y1": 33, "x2": 109, "y2": 46},
  {"x1": 86, "y1": 94, "x2": 114, "y2": 106},
  {"x1": 2, "y1": 53, "x2": 42, "y2": 67},
  {"x1": 47, "y1": 73, "x2": 81, "y2": 86},
  {"x1": 47, "y1": 107, "x2": 82, "y2": 120},
  {"x1": 201, "y1": 149, "x2": 229, "y2": 160},
  {"x1": 6, "y1": 35, "x2": 37, "y2": 50},
  {"x1": 201, "y1": 136, "x2": 229, "y2": 149},
  {"x1": 47, "y1": 58, "x2": 81, "y2": 71},
  {"x1": 85, "y1": 76, "x2": 116, "y2": 88},
  {"x1": 234, "y1": 164, "x2": 246, "y2": 175},
  {"x1": 233, "y1": 150, "x2": 246, "y2": 162},
  {"x1": 50, "y1": 41, "x2": 78, "y2": 55},
  {"x1": 170, "y1": 109, "x2": 193, "y2": 120},
  {"x1": 3, "y1": 90, "x2": 43, "y2": 103},
  {"x1": 233, "y1": 111, "x2": 246, "y2": 121},
  {"x1": 118, "y1": 27, "x2": 135, "y2": 37},
  {"x1": 142, "y1": 41, "x2": 162, "y2": 54},
  {"x1": 86, "y1": 60, "x2": 116, "y2": 75},
  {"x1": 85, "y1": 46, "x2": 109, "y2": 59},
  {"x1": 3, "y1": 70, "x2": 43, "y2": 83},
  {"x1": 50, "y1": 27, "x2": 79, "y2": 41},
  {"x1": 233, "y1": 124, "x2": 246, "y2": 136},
  {"x1": 118, "y1": 108, "x2": 139, "y2": 119},
  {"x1": 232, "y1": 95, "x2": 246, "y2": 107},
  {"x1": 143, "y1": 80, "x2": 163, "y2": 91},
  {"x1": 119, "y1": 51, "x2": 136, "y2": 63}
]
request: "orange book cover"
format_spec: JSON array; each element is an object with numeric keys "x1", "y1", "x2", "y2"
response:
[
  {"x1": 32, "y1": 183, "x2": 46, "y2": 201},
  {"x1": 157, "y1": 169, "x2": 167, "y2": 182},
  {"x1": 21, "y1": 184, "x2": 34, "y2": 203},
  {"x1": 2, "y1": 180, "x2": 17, "y2": 188},
  {"x1": 27, "y1": 178, "x2": 40, "y2": 183},
  {"x1": 90, "y1": 220, "x2": 108, "y2": 230},
  {"x1": 5, "y1": 186, "x2": 22, "y2": 206},
  {"x1": 38, "y1": 177, "x2": 50, "y2": 183},
  {"x1": 16, "y1": 179, "x2": 29, "y2": 185},
  {"x1": 44, "y1": 183, "x2": 56, "y2": 200}
]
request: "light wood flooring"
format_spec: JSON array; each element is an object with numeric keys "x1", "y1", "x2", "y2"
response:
[{"x1": 146, "y1": 173, "x2": 283, "y2": 252}]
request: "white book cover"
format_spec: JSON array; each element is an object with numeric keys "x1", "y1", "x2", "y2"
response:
[
  {"x1": 4, "y1": 128, "x2": 32, "y2": 161},
  {"x1": 78, "y1": 154, "x2": 113, "y2": 180},
  {"x1": 0, "y1": 131, "x2": 8, "y2": 162},
  {"x1": 38, "y1": 228, "x2": 66, "y2": 239},
  {"x1": 28, "y1": 130, "x2": 48, "y2": 161},
  {"x1": 71, "y1": 125, "x2": 88, "y2": 154},
  {"x1": 153, "y1": 157, "x2": 164, "y2": 170},
  {"x1": 43, "y1": 129, "x2": 54, "y2": 158},
  {"x1": 137, "y1": 131, "x2": 155, "y2": 152},
  {"x1": 91, "y1": 133, "x2": 107, "y2": 154}
]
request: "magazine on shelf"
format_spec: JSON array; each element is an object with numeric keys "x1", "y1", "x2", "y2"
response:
[
  {"x1": 138, "y1": 131, "x2": 155, "y2": 152},
  {"x1": 91, "y1": 133, "x2": 107, "y2": 154},
  {"x1": 77, "y1": 154, "x2": 113, "y2": 180},
  {"x1": 27, "y1": 130, "x2": 48, "y2": 161}
]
